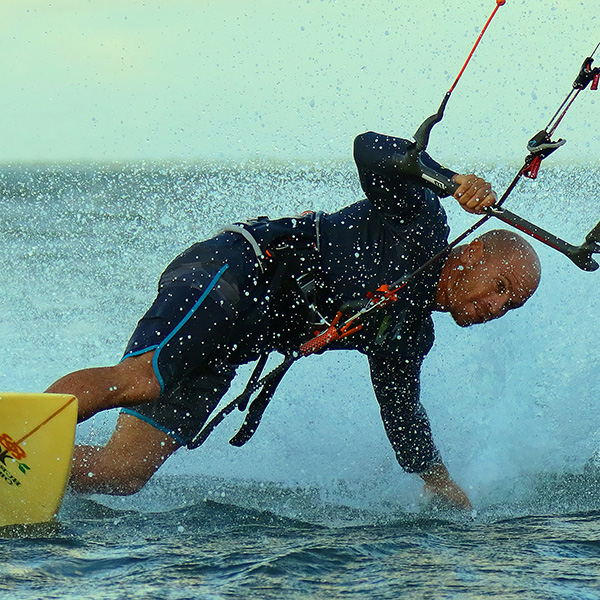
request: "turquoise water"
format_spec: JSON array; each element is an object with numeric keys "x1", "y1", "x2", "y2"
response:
[
  {"x1": 1, "y1": 161, "x2": 600, "y2": 598},
  {"x1": 4, "y1": 482, "x2": 600, "y2": 600}
]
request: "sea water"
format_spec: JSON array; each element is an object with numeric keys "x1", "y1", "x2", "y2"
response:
[{"x1": 1, "y1": 159, "x2": 600, "y2": 599}]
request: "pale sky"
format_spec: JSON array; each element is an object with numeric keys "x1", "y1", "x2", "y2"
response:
[{"x1": 1, "y1": 0, "x2": 598, "y2": 164}]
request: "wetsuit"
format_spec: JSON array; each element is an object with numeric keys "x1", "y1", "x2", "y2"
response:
[{"x1": 122, "y1": 131, "x2": 453, "y2": 474}]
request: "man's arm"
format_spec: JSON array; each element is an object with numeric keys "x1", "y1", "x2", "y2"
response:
[
  {"x1": 353, "y1": 132, "x2": 496, "y2": 218},
  {"x1": 368, "y1": 353, "x2": 472, "y2": 510},
  {"x1": 353, "y1": 132, "x2": 435, "y2": 222}
]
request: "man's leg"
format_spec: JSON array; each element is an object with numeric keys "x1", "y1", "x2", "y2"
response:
[
  {"x1": 71, "y1": 412, "x2": 181, "y2": 495},
  {"x1": 45, "y1": 351, "x2": 161, "y2": 422}
]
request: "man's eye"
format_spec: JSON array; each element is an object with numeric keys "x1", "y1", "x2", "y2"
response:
[{"x1": 497, "y1": 279, "x2": 506, "y2": 293}]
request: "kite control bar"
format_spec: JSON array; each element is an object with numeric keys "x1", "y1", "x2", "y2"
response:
[
  {"x1": 395, "y1": 26, "x2": 600, "y2": 272},
  {"x1": 254, "y1": 14, "x2": 599, "y2": 444},
  {"x1": 397, "y1": 151, "x2": 600, "y2": 272},
  {"x1": 484, "y1": 207, "x2": 600, "y2": 272}
]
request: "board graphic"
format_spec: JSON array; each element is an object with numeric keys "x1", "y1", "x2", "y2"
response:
[{"x1": 0, "y1": 393, "x2": 78, "y2": 527}]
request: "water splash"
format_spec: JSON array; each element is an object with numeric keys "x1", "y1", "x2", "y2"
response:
[{"x1": 1, "y1": 160, "x2": 598, "y2": 515}]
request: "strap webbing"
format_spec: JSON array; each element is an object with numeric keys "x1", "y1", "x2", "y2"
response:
[{"x1": 188, "y1": 354, "x2": 296, "y2": 449}]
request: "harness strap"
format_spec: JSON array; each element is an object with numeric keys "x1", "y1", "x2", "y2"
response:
[
  {"x1": 228, "y1": 358, "x2": 295, "y2": 447},
  {"x1": 189, "y1": 213, "x2": 324, "y2": 450},
  {"x1": 218, "y1": 223, "x2": 266, "y2": 273},
  {"x1": 219, "y1": 211, "x2": 324, "y2": 268},
  {"x1": 236, "y1": 353, "x2": 269, "y2": 412},
  {"x1": 314, "y1": 210, "x2": 324, "y2": 253},
  {"x1": 188, "y1": 354, "x2": 296, "y2": 449}
]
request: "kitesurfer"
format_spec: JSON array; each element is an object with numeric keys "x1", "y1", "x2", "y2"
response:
[{"x1": 46, "y1": 132, "x2": 541, "y2": 509}]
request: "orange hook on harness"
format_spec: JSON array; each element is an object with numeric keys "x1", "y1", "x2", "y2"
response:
[{"x1": 299, "y1": 311, "x2": 363, "y2": 356}]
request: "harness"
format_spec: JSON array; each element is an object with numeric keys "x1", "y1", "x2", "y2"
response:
[
  {"x1": 188, "y1": 207, "x2": 438, "y2": 451},
  {"x1": 221, "y1": 211, "x2": 326, "y2": 325}
]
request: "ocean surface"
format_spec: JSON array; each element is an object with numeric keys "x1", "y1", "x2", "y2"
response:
[{"x1": 1, "y1": 158, "x2": 600, "y2": 599}]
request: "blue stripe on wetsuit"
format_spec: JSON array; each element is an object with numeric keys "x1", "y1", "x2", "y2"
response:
[
  {"x1": 121, "y1": 263, "x2": 230, "y2": 393},
  {"x1": 121, "y1": 345, "x2": 159, "y2": 360},
  {"x1": 120, "y1": 408, "x2": 187, "y2": 445}
]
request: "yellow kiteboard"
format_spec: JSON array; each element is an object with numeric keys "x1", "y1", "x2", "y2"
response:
[{"x1": 0, "y1": 392, "x2": 78, "y2": 527}]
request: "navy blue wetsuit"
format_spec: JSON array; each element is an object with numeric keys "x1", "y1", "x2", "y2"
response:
[{"x1": 122, "y1": 132, "x2": 452, "y2": 474}]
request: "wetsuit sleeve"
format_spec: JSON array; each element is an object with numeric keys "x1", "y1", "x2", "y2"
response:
[
  {"x1": 353, "y1": 131, "x2": 457, "y2": 223},
  {"x1": 368, "y1": 353, "x2": 442, "y2": 473}
]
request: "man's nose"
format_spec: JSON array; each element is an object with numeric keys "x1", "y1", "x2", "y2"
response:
[{"x1": 488, "y1": 294, "x2": 509, "y2": 317}]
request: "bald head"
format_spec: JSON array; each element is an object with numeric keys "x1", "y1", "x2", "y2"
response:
[
  {"x1": 436, "y1": 229, "x2": 541, "y2": 327},
  {"x1": 478, "y1": 228, "x2": 541, "y2": 300}
]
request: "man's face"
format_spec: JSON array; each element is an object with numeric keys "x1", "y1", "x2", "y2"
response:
[{"x1": 448, "y1": 252, "x2": 534, "y2": 327}]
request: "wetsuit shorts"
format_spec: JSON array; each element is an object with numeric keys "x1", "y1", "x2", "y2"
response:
[{"x1": 120, "y1": 232, "x2": 263, "y2": 446}]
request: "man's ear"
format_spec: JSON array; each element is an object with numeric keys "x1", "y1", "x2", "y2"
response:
[{"x1": 460, "y1": 239, "x2": 485, "y2": 266}]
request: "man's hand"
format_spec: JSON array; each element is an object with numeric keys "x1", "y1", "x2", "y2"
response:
[
  {"x1": 452, "y1": 174, "x2": 497, "y2": 214},
  {"x1": 419, "y1": 463, "x2": 473, "y2": 510}
]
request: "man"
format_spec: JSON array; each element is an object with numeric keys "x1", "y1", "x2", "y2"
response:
[{"x1": 46, "y1": 132, "x2": 541, "y2": 509}]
